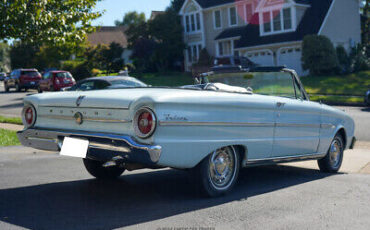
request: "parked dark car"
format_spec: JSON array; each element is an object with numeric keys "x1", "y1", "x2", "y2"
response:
[
  {"x1": 64, "y1": 76, "x2": 147, "y2": 91},
  {"x1": 4, "y1": 69, "x2": 42, "y2": 92},
  {"x1": 365, "y1": 90, "x2": 370, "y2": 106},
  {"x1": 0, "y1": 72, "x2": 6, "y2": 81},
  {"x1": 38, "y1": 71, "x2": 76, "y2": 93}
]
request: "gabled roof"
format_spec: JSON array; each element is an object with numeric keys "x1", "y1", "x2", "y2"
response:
[
  {"x1": 87, "y1": 26, "x2": 128, "y2": 48},
  {"x1": 194, "y1": 0, "x2": 310, "y2": 9},
  {"x1": 214, "y1": 0, "x2": 332, "y2": 48}
]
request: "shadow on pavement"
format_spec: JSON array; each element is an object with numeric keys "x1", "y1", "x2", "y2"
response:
[{"x1": 0, "y1": 165, "x2": 331, "y2": 230}]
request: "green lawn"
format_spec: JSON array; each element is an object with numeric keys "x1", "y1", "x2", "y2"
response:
[
  {"x1": 0, "y1": 129, "x2": 20, "y2": 146},
  {"x1": 301, "y1": 71, "x2": 370, "y2": 96},
  {"x1": 0, "y1": 116, "x2": 23, "y2": 125}
]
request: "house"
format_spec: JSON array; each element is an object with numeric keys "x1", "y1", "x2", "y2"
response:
[
  {"x1": 87, "y1": 26, "x2": 133, "y2": 64},
  {"x1": 179, "y1": 0, "x2": 362, "y2": 75}
]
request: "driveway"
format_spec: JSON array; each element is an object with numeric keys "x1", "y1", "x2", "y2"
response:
[{"x1": 0, "y1": 146, "x2": 369, "y2": 230}]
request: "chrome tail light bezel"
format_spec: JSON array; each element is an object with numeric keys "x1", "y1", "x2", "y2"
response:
[
  {"x1": 133, "y1": 107, "x2": 157, "y2": 139},
  {"x1": 22, "y1": 104, "x2": 37, "y2": 128}
]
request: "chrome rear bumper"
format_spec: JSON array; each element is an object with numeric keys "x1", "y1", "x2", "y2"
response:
[{"x1": 17, "y1": 128, "x2": 162, "y2": 165}]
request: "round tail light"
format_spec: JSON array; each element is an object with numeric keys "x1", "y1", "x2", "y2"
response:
[
  {"x1": 22, "y1": 105, "x2": 36, "y2": 128},
  {"x1": 133, "y1": 107, "x2": 156, "y2": 138}
]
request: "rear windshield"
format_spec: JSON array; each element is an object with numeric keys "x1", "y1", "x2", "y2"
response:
[
  {"x1": 56, "y1": 72, "x2": 72, "y2": 79},
  {"x1": 21, "y1": 71, "x2": 39, "y2": 76}
]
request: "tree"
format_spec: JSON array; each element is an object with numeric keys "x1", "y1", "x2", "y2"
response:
[
  {"x1": 0, "y1": 43, "x2": 10, "y2": 72},
  {"x1": 167, "y1": 0, "x2": 185, "y2": 13},
  {"x1": 0, "y1": 0, "x2": 102, "y2": 46},
  {"x1": 148, "y1": 9, "x2": 185, "y2": 71},
  {"x1": 102, "y1": 42, "x2": 125, "y2": 73},
  {"x1": 115, "y1": 11, "x2": 146, "y2": 26},
  {"x1": 9, "y1": 42, "x2": 39, "y2": 69},
  {"x1": 302, "y1": 35, "x2": 339, "y2": 75}
]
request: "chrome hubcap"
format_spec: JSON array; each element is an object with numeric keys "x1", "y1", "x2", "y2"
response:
[
  {"x1": 209, "y1": 147, "x2": 235, "y2": 188},
  {"x1": 329, "y1": 139, "x2": 342, "y2": 168}
]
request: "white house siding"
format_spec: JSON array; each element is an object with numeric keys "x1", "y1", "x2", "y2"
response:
[{"x1": 319, "y1": 0, "x2": 361, "y2": 51}]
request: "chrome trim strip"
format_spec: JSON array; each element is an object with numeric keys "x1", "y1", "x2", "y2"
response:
[
  {"x1": 39, "y1": 114, "x2": 132, "y2": 123},
  {"x1": 159, "y1": 121, "x2": 334, "y2": 129},
  {"x1": 321, "y1": 123, "x2": 336, "y2": 129},
  {"x1": 159, "y1": 121, "x2": 274, "y2": 127},
  {"x1": 276, "y1": 123, "x2": 321, "y2": 128},
  {"x1": 39, "y1": 105, "x2": 129, "y2": 110},
  {"x1": 247, "y1": 152, "x2": 327, "y2": 165}
]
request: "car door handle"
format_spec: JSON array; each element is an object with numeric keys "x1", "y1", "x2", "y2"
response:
[{"x1": 276, "y1": 102, "x2": 286, "y2": 108}]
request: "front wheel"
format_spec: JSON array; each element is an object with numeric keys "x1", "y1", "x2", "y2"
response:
[
  {"x1": 191, "y1": 146, "x2": 240, "y2": 197},
  {"x1": 83, "y1": 158, "x2": 125, "y2": 179},
  {"x1": 318, "y1": 134, "x2": 344, "y2": 173}
]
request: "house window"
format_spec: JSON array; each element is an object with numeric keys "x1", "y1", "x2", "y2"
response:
[
  {"x1": 190, "y1": 14, "x2": 195, "y2": 31},
  {"x1": 261, "y1": 7, "x2": 293, "y2": 35},
  {"x1": 229, "y1": 7, "x2": 237, "y2": 26},
  {"x1": 184, "y1": 12, "x2": 202, "y2": 33},
  {"x1": 273, "y1": 10, "x2": 281, "y2": 31},
  {"x1": 196, "y1": 13, "x2": 201, "y2": 30},
  {"x1": 283, "y1": 8, "x2": 292, "y2": 30},
  {"x1": 214, "y1": 10, "x2": 222, "y2": 28},
  {"x1": 185, "y1": 15, "x2": 190, "y2": 32},
  {"x1": 263, "y1": 12, "x2": 271, "y2": 33},
  {"x1": 218, "y1": 40, "x2": 232, "y2": 56},
  {"x1": 245, "y1": 3, "x2": 253, "y2": 23}
]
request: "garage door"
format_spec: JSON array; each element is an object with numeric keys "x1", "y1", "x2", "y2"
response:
[
  {"x1": 245, "y1": 49, "x2": 274, "y2": 67},
  {"x1": 277, "y1": 47, "x2": 307, "y2": 76}
]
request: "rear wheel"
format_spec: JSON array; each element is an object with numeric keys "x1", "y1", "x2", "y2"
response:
[
  {"x1": 192, "y1": 146, "x2": 240, "y2": 197},
  {"x1": 318, "y1": 134, "x2": 344, "y2": 173},
  {"x1": 83, "y1": 158, "x2": 125, "y2": 179}
]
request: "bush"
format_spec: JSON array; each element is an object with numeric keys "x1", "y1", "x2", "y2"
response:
[
  {"x1": 125, "y1": 63, "x2": 136, "y2": 72},
  {"x1": 61, "y1": 60, "x2": 91, "y2": 81},
  {"x1": 336, "y1": 46, "x2": 350, "y2": 74},
  {"x1": 302, "y1": 35, "x2": 339, "y2": 75},
  {"x1": 91, "y1": 68, "x2": 102, "y2": 76},
  {"x1": 349, "y1": 44, "x2": 370, "y2": 72}
]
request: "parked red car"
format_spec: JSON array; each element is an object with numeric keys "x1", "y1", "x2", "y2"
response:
[
  {"x1": 38, "y1": 71, "x2": 76, "y2": 92},
  {"x1": 4, "y1": 69, "x2": 42, "y2": 92}
]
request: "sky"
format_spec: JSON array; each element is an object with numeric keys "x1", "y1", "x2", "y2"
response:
[{"x1": 94, "y1": 0, "x2": 172, "y2": 26}]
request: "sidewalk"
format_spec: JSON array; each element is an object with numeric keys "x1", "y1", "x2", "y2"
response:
[{"x1": 0, "y1": 123, "x2": 23, "y2": 131}]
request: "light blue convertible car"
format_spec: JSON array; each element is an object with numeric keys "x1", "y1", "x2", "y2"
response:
[{"x1": 17, "y1": 66, "x2": 356, "y2": 197}]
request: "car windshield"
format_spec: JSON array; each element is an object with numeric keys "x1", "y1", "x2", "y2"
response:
[
  {"x1": 110, "y1": 78, "x2": 147, "y2": 87},
  {"x1": 56, "y1": 72, "x2": 72, "y2": 79},
  {"x1": 204, "y1": 71, "x2": 301, "y2": 99}
]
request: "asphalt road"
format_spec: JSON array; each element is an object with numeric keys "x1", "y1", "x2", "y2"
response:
[
  {"x1": 0, "y1": 146, "x2": 369, "y2": 230},
  {"x1": 0, "y1": 81, "x2": 369, "y2": 141}
]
